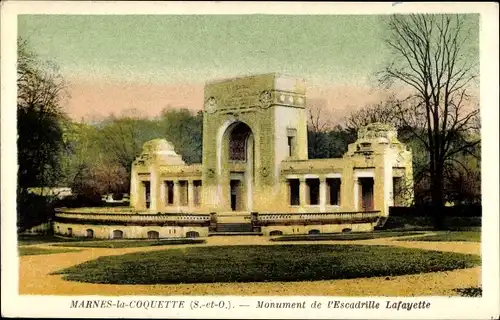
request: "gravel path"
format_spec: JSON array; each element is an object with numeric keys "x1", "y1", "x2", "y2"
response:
[{"x1": 18, "y1": 234, "x2": 481, "y2": 296}]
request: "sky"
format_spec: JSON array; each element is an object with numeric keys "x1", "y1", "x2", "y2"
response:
[{"x1": 17, "y1": 14, "x2": 479, "y2": 123}]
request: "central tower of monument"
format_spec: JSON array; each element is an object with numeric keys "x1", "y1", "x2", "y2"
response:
[{"x1": 201, "y1": 73, "x2": 308, "y2": 212}]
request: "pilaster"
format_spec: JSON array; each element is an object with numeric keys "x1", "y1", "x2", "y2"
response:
[
  {"x1": 319, "y1": 177, "x2": 327, "y2": 212},
  {"x1": 299, "y1": 177, "x2": 307, "y2": 207}
]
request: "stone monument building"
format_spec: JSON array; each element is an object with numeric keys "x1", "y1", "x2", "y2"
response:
[
  {"x1": 128, "y1": 73, "x2": 413, "y2": 235},
  {"x1": 54, "y1": 73, "x2": 413, "y2": 239}
]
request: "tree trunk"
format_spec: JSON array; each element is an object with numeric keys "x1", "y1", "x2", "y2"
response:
[{"x1": 431, "y1": 169, "x2": 446, "y2": 229}]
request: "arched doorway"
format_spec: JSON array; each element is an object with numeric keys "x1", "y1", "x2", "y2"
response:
[
  {"x1": 112, "y1": 230, "x2": 123, "y2": 239},
  {"x1": 86, "y1": 229, "x2": 94, "y2": 238},
  {"x1": 223, "y1": 121, "x2": 254, "y2": 211},
  {"x1": 147, "y1": 230, "x2": 159, "y2": 239},
  {"x1": 186, "y1": 231, "x2": 199, "y2": 238}
]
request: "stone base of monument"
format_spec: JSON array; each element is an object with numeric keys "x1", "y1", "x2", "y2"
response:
[
  {"x1": 208, "y1": 231, "x2": 263, "y2": 236},
  {"x1": 215, "y1": 212, "x2": 252, "y2": 224}
]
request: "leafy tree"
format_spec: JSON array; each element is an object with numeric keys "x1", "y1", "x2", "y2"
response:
[
  {"x1": 17, "y1": 38, "x2": 69, "y2": 229},
  {"x1": 159, "y1": 108, "x2": 203, "y2": 164},
  {"x1": 61, "y1": 109, "x2": 204, "y2": 198},
  {"x1": 97, "y1": 114, "x2": 161, "y2": 174}
]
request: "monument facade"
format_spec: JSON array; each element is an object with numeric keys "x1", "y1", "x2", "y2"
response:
[{"x1": 54, "y1": 73, "x2": 414, "y2": 239}]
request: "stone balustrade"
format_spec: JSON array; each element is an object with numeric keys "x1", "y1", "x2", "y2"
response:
[
  {"x1": 54, "y1": 209, "x2": 210, "y2": 225},
  {"x1": 256, "y1": 211, "x2": 381, "y2": 225},
  {"x1": 54, "y1": 208, "x2": 380, "y2": 228}
]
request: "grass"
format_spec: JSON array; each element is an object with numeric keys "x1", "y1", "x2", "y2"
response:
[
  {"x1": 270, "y1": 231, "x2": 425, "y2": 242},
  {"x1": 19, "y1": 246, "x2": 80, "y2": 256},
  {"x1": 454, "y1": 287, "x2": 482, "y2": 297},
  {"x1": 54, "y1": 244, "x2": 480, "y2": 284},
  {"x1": 401, "y1": 231, "x2": 480, "y2": 242},
  {"x1": 18, "y1": 234, "x2": 91, "y2": 245},
  {"x1": 52, "y1": 238, "x2": 205, "y2": 248}
]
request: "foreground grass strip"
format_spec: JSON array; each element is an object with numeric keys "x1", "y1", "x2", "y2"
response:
[
  {"x1": 271, "y1": 231, "x2": 425, "y2": 242},
  {"x1": 52, "y1": 239, "x2": 205, "y2": 248},
  {"x1": 401, "y1": 231, "x2": 480, "y2": 242},
  {"x1": 19, "y1": 246, "x2": 80, "y2": 256},
  {"x1": 54, "y1": 244, "x2": 480, "y2": 284},
  {"x1": 454, "y1": 287, "x2": 482, "y2": 297},
  {"x1": 18, "y1": 234, "x2": 90, "y2": 245}
]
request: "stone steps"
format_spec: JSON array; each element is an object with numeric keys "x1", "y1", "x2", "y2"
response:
[
  {"x1": 208, "y1": 231, "x2": 263, "y2": 237},
  {"x1": 215, "y1": 223, "x2": 254, "y2": 233}
]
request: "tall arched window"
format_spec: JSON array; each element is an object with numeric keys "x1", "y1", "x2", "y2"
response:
[{"x1": 229, "y1": 122, "x2": 252, "y2": 161}]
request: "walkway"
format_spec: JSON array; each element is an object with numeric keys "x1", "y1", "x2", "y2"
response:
[{"x1": 18, "y1": 233, "x2": 481, "y2": 296}]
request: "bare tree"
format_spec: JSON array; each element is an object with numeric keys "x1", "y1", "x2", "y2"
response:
[
  {"x1": 380, "y1": 14, "x2": 480, "y2": 226},
  {"x1": 307, "y1": 101, "x2": 332, "y2": 133},
  {"x1": 307, "y1": 103, "x2": 334, "y2": 159},
  {"x1": 344, "y1": 98, "x2": 402, "y2": 131}
]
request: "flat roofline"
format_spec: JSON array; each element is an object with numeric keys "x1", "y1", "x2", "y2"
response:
[{"x1": 205, "y1": 72, "x2": 305, "y2": 85}]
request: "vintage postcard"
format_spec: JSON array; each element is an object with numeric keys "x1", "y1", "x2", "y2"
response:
[{"x1": 1, "y1": 1, "x2": 499, "y2": 319}]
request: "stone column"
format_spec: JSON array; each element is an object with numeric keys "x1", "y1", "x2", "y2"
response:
[
  {"x1": 188, "y1": 180, "x2": 194, "y2": 209},
  {"x1": 149, "y1": 166, "x2": 157, "y2": 212},
  {"x1": 299, "y1": 177, "x2": 307, "y2": 207},
  {"x1": 374, "y1": 166, "x2": 386, "y2": 215},
  {"x1": 353, "y1": 178, "x2": 359, "y2": 211},
  {"x1": 159, "y1": 180, "x2": 165, "y2": 209},
  {"x1": 319, "y1": 177, "x2": 327, "y2": 212},
  {"x1": 173, "y1": 180, "x2": 180, "y2": 208},
  {"x1": 129, "y1": 165, "x2": 138, "y2": 209}
]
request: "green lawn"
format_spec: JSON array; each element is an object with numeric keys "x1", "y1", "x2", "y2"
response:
[
  {"x1": 54, "y1": 244, "x2": 480, "y2": 284},
  {"x1": 271, "y1": 231, "x2": 425, "y2": 242},
  {"x1": 402, "y1": 231, "x2": 480, "y2": 242},
  {"x1": 19, "y1": 246, "x2": 80, "y2": 256},
  {"x1": 18, "y1": 234, "x2": 92, "y2": 245},
  {"x1": 52, "y1": 238, "x2": 205, "y2": 248}
]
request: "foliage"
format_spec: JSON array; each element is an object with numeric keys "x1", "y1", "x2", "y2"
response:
[
  {"x1": 17, "y1": 38, "x2": 70, "y2": 229},
  {"x1": 159, "y1": 108, "x2": 203, "y2": 164},
  {"x1": 17, "y1": 39, "x2": 69, "y2": 192},
  {"x1": 60, "y1": 108, "x2": 203, "y2": 197},
  {"x1": 54, "y1": 244, "x2": 480, "y2": 284}
]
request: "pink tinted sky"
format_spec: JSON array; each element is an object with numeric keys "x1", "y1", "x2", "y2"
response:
[{"x1": 65, "y1": 78, "x2": 394, "y2": 124}]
